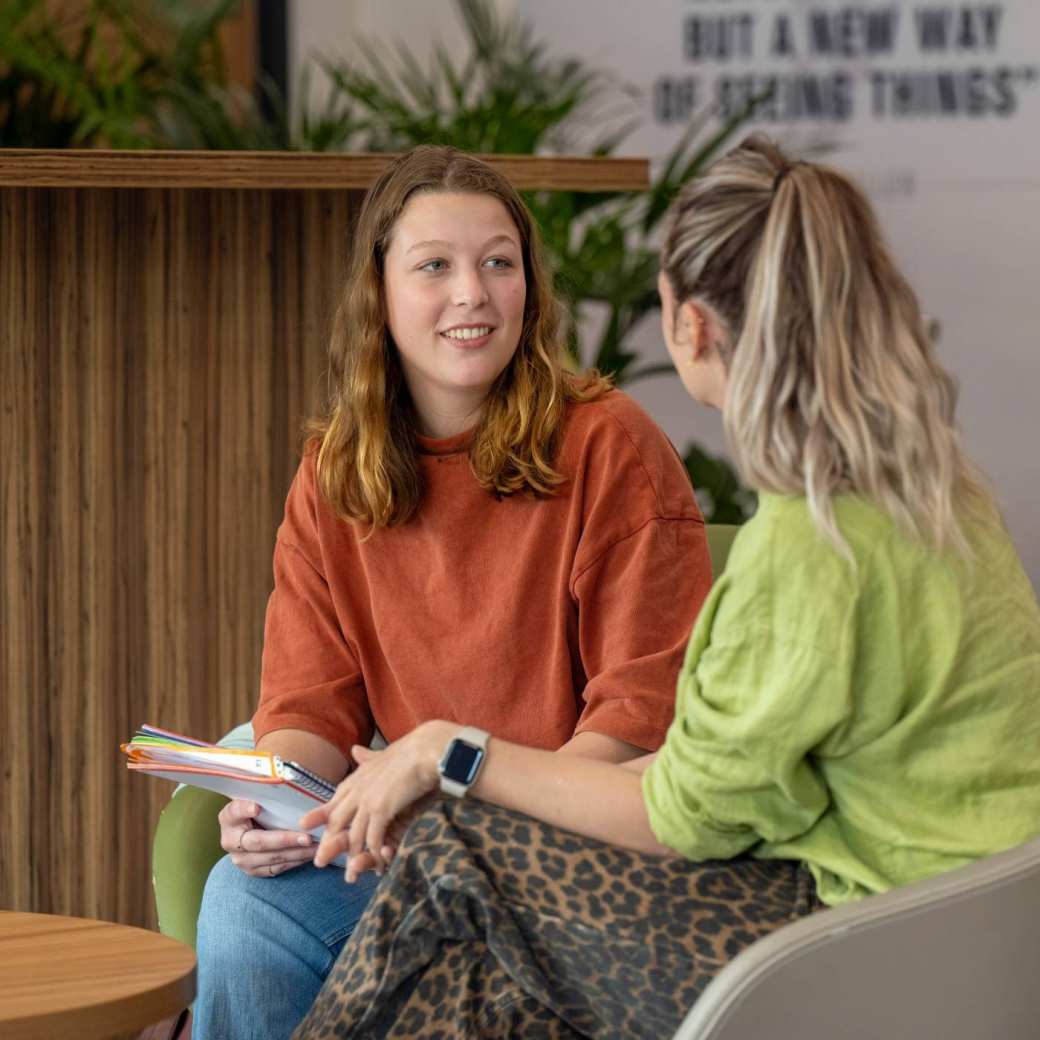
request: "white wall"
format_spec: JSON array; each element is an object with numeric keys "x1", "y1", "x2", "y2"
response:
[{"x1": 290, "y1": 0, "x2": 1040, "y2": 591}]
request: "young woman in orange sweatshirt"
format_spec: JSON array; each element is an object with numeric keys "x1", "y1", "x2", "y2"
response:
[{"x1": 192, "y1": 146, "x2": 712, "y2": 1040}]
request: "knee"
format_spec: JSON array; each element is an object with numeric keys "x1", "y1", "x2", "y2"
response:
[
  {"x1": 402, "y1": 796, "x2": 454, "y2": 844},
  {"x1": 389, "y1": 798, "x2": 497, "y2": 890}
]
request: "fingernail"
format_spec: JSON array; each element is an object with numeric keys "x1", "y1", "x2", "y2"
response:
[
  {"x1": 297, "y1": 835, "x2": 312, "y2": 846},
  {"x1": 249, "y1": 804, "x2": 259, "y2": 815}
]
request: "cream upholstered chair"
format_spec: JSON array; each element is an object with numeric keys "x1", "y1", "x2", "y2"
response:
[{"x1": 673, "y1": 835, "x2": 1040, "y2": 1039}]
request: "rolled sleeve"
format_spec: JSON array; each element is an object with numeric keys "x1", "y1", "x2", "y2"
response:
[{"x1": 643, "y1": 577, "x2": 854, "y2": 860}]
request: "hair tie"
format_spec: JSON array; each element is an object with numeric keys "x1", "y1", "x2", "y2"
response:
[{"x1": 772, "y1": 161, "x2": 803, "y2": 193}]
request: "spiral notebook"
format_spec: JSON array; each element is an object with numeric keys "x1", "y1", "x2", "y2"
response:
[{"x1": 122, "y1": 724, "x2": 347, "y2": 865}]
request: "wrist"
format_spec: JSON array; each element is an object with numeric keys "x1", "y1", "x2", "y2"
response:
[{"x1": 418, "y1": 720, "x2": 455, "y2": 787}]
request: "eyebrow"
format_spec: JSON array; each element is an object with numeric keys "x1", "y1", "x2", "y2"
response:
[{"x1": 406, "y1": 234, "x2": 518, "y2": 255}]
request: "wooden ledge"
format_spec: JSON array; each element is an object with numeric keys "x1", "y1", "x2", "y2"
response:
[{"x1": 0, "y1": 149, "x2": 649, "y2": 192}]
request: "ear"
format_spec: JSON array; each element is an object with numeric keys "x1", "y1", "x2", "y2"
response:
[{"x1": 678, "y1": 300, "x2": 711, "y2": 360}]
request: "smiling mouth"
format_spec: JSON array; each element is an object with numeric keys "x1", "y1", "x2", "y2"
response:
[{"x1": 440, "y1": 325, "x2": 494, "y2": 342}]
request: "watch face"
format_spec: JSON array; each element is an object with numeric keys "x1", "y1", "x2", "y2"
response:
[{"x1": 442, "y1": 741, "x2": 484, "y2": 785}]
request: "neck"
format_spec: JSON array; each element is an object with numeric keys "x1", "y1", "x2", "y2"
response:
[{"x1": 412, "y1": 394, "x2": 485, "y2": 440}]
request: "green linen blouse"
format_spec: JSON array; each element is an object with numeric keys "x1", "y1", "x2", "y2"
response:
[{"x1": 643, "y1": 493, "x2": 1040, "y2": 906}]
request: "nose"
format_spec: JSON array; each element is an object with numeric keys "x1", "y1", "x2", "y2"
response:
[{"x1": 452, "y1": 267, "x2": 489, "y2": 308}]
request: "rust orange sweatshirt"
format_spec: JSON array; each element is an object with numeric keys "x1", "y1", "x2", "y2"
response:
[{"x1": 253, "y1": 390, "x2": 712, "y2": 755}]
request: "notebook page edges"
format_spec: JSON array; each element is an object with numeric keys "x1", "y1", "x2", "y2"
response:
[
  {"x1": 123, "y1": 740, "x2": 278, "y2": 778},
  {"x1": 126, "y1": 762, "x2": 284, "y2": 784},
  {"x1": 136, "y1": 724, "x2": 215, "y2": 747}
]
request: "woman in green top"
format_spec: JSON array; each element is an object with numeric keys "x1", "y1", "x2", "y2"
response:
[{"x1": 292, "y1": 135, "x2": 1040, "y2": 1039}]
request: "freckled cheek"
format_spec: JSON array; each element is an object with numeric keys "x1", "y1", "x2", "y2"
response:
[
  {"x1": 391, "y1": 287, "x2": 444, "y2": 336},
  {"x1": 502, "y1": 278, "x2": 527, "y2": 323}
]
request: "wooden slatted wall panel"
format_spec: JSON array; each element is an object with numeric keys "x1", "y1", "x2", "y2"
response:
[{"x1": 1, "y1": 186, "x2": 355, "y2": 928}]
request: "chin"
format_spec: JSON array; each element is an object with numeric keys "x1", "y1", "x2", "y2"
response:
[
  {"x1": 453, "y1": 361, "x2": 510, "y2": 387},
  {"x1": 456, "y1": 352, "x2": 515, "y2": 383}
]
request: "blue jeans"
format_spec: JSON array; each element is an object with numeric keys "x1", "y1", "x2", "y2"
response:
[{"x1": 194, "y1": 855, "x2": 380, "y2": 1040}]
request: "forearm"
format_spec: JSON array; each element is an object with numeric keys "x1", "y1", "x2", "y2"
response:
[
  {"x1": 256, "y1": 729, "x2": 350, "y2": 783},
  {"x1": 423, "y1": 722, "x2": 674, "y2": 856},
  {"x1": 557, "y1": 730, "x2": 647, "y2": 763}
]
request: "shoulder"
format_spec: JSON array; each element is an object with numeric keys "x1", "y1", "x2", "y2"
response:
[
  {"x1": 287, "y1": 444, "x2": 320, "y2": 508},
  {"x1": 563, "y1": 388, "x2": 671, "y2": 449},
  {"x1": 279, "y1": 444, "x2": 334, "y2": 544},
  {"x1": 736, "y1": 494, "x2": 891, "y2": 571},
  {"x1": 560, "y1": 390, "x2": 697, "y2": 519},
  {"x1": 718, "y1": 496, "x2": 863, "y2": 649}
]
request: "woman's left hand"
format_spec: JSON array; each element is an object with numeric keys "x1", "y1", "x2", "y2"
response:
[{"x1": 299, "y1": 719, "x2": 454, "y2": 881}]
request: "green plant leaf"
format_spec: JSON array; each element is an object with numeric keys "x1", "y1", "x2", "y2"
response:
[{"x1": 682, "y1": 443, "x2": 757, "y2": 524}]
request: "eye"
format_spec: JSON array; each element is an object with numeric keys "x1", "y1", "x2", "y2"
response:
[
  {"x1": 418, "y1": 258, "x2": 448, "y2": 273},
  {"x1": 484, "y1": 257, "x2": 514, "y2": 270}
]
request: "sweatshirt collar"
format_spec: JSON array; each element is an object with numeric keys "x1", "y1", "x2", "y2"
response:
[{"x1": 415, "y1": 427, "x2": 474, "y2": 456}]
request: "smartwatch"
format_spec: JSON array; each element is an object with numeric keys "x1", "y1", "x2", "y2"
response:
[{"x1": 438, "y1": 726, "x2": 490, "y2": 797}]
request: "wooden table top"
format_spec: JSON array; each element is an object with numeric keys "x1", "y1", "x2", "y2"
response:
[{"x1": 0, "y1": 911, "x2": 196, "y2": 1040}]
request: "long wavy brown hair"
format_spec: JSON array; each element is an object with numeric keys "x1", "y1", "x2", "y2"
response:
[{"x1": 308, "y1": 145, "x2": 609, "y2": 527}]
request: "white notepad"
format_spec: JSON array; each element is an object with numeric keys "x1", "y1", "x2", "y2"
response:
[{"x1": 123, "y1": 724, "x2": 348, "y2": 866}]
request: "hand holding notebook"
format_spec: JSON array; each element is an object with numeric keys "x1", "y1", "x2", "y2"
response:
[{"x1": 122, "y1": 724, "x2": 349, "y2": 867}]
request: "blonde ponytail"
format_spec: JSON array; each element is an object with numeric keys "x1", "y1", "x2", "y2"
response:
[{"x1": 661, "y1": 134, "x2": 990, "y2": 555}]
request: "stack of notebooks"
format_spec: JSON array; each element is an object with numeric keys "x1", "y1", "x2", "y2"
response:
[{"x1": 122, "y1": 725, "x2": 346, "y2": 862}]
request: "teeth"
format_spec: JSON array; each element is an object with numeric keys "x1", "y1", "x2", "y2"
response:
[{"x1": 443, "y1": 326, "x2": 492, "y2": 341}]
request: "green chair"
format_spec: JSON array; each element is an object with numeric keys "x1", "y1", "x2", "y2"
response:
[
  {"x1": 151, "y1": 524, "x2": 742, "y2": 949},
  {"x1": 153, "y1": 786, "x2": 231, "y2": 949},
  {"x1": 152, "y1": 719, "x2": 258, "y2": 949}
]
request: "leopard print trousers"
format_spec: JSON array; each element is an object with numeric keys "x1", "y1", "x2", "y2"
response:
[{"x1": 293, "y1": 798, "x2": 823, "y2": 1040}]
